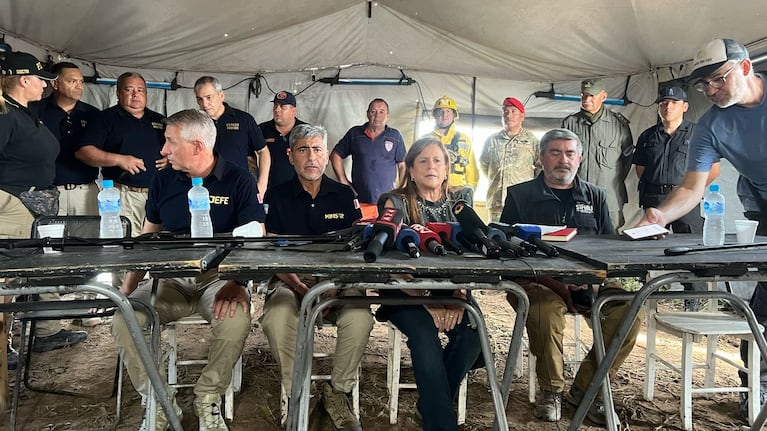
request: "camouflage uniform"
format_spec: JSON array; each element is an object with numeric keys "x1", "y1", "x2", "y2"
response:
[
  {"x1": 427, "y1": 124, "x2": 479, "y2": 189},
  {"x1": 562, "y1": 109, "x2": 633, "y2": 231},
  {"x1": 480, "y1": 128, "x2": 540, "y2": 222}
]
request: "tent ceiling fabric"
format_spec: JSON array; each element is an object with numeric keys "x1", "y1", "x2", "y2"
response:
[{"x1": 2, "y1": 0, "x2": 767, "y2": 81}]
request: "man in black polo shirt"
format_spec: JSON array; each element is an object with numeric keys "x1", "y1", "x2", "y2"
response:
[
  {"x1": 75, "y1": 72, "x2": 166, "y2": 235},
  {"x1": 112, "y1": 109, "x2": 265, "y2": 431},
  {"x1": 259, "y1": 90, "x2": 307, "y2": 189},
  {"x1": 633, "y1": 86, "x2": 720, "y2": 311},
  {"x1": 262, "y1": 124, "x2": 371, "y2": 431},
  {"x1": 31, "y1": 62, "x2": 100, "y2": 216},
  {"x1": 194, "y1": 76, "x2": 271, "y2": 198}
]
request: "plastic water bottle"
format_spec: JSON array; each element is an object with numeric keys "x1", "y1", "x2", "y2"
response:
[
  {"x1": 702, "y1": 184, "x2": 725, "y2": 246},
  {"x1": 188, "y1": 177, "x2": 213, "y2": 238},
  {"x1": 98, "y1": 180, "x2": 123, "y2": 239}
]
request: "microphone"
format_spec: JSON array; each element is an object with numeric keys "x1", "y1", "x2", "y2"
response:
[
  {"x1": 514, "y1": 225, "x2": 560, "y2": 257},
  {"x1": 489, "y1": 222, "x2": 538, "y2": 255},
  {"x1": 363, "y1": 207, "x2": 404, "y2": 262},
  {"x1": 395, "y1": 227, "x2": 421, "y2": 258},
  {"x1": 426, "y1": 222, "x2": 463, "y2": 255},
  {"x1": 486, "y1": 227, "x2": 528, "y2": 257},
  {"x1": 450, "y1": 200, "x2": 501, "y2": 258},
  {"x1": 410, "y1": 224, "x2": 447, "y2": 256}
]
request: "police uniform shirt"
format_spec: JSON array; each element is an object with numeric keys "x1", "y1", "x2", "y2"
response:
[
  {"x1": 145, "y1": 156, "x2": 265, "y2": 235},
  {"x1": 264, "y1": 174, "x2": 362, "y2": 235},
  {"x1": 632, "y1": 119, "x2": 695, "y2": 194},
  {"x1": 78, "y1": 104, "x2": 165, "y2": 188},
  {"x1": 0, "y1": 95, "x2": 59, "y2": 194},
  {"x1": 213, "y1": 103, "x2": 267, "y2": 171},
  {"x1": 30, "y1": 95, "x2": 99, "y2": 186},
  {"x1": 259, "y1": 117, "x2": 307, "y2": 188}
]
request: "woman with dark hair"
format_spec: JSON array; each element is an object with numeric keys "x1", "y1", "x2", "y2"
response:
[{"x1": 376, "y1": 136, "x2": 482, "y2": 431}]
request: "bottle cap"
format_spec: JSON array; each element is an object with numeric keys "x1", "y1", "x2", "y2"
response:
[
  {"x1": 709, "y1": 184, "x2": 720, "y2": 192},
  {"x1": 192, "y1": 177, "x2": 203, "y2": 186},
  {"x1": 102, "y1": 179, "x2": 113, "y2": 188}
]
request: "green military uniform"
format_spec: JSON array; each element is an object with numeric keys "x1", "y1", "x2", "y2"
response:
[
  {"x1": 562, "y1": 108, "x2": 633, "y2": 231},
  {"x1": 480, "y1": 128, "x2": 540, "y2": 222}
]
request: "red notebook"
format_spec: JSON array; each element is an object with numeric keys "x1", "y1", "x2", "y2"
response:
[{"x1": 541, "y1": 227, "x2": 578, "y2": 242}]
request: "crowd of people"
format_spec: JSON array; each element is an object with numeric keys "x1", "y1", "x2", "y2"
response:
[{"x1": 0, "y1": 36, "x2": 764, "y2": 430}]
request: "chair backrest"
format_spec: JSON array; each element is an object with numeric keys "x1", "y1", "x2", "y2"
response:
[{"x1": 31, "y1": 215, "x2": 132, "y2": 239}]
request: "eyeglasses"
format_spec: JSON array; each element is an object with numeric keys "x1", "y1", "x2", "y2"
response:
[{"x1": 693, "y1": 62, "x2": 739, "y2": 92}]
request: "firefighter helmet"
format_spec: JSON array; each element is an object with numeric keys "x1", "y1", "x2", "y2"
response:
[{"x1": 433, "y1": 96, "x2": 458, "y2": 117}]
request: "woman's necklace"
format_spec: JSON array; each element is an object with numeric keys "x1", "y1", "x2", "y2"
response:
[{"x1": 416, "y1": 194, "x2": 452, "y2": 221}]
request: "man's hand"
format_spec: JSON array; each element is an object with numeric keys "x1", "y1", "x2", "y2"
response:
[
  {"x1": 118, "y1": 155, "x2": 147, "y2": 175},
  {"x1": 425, "y1": 305, "x2": 463, "y2": 332},
  {"x1": 155, "y1": 156, "x2": 169, "y2": 171},
  {"x1": 213, "y1": 281, "x2": 249, "y2": 320},
  {"x1": 275, "y1": 273, "x2": 310, "y2": 300},
  {"x1": 636, "y1": 208, "x2": 668, "y2": 239}
]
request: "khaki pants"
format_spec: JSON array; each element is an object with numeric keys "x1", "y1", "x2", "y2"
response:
[
  {"x1": 111, "y1": 270, "x2": 250, "y2": 398},
  {"x1": 260, "y1": 278, "x2": 374, "y2": 393},
  {"x1": 57, "y1": 183, "x2": 99, "y2": 216},
  {"x1": 115, "y1": 184, "x2": 148, "y2": 236},
  {"x1": 508, "y1": 282, "x2": 644, "y2": 393}
]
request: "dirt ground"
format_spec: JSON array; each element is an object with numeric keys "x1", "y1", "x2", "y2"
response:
[{"x1": 5, "y1": 290, "x2": 752, "y2": 431}]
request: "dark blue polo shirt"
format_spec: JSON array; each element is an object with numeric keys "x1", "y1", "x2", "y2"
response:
[
  {"x1": 633, "y1": 119, "x2": 695, "y2": 190},
  {"x1": 78, "y1": 105, "x2": 165, "y2": 188},
  {"x1": 332, "y1": 123, "x2": 406, "y2": 204},
  {"x1": 213, "y1": 103, "x2": 266, "y2": 171},
  {"x1": 30, "y1": 95, "x2": 99, "y2": 185},
  {"x1": 146, "y1": 157, "x2": 265, "y2": 234},
  {"x1": 264, "y1": 175, "x2": 361, "y2": 235},
  {"x1": 0, "y1": 96, "x2": 59, "y2": 194},
  {"x1": 259, "y1": 117, "x2": 307, "y2": 188}
]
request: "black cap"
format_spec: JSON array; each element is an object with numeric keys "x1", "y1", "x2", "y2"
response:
[
  {"x1": 655, "y1": 86, "x2": 687, "y2": 103},
  {"x1": 271, "y1": 91, "x2": 296, "y2": 106},
  {"x1": 0, "y1": 52, "x2": 56, "y2": 79}
]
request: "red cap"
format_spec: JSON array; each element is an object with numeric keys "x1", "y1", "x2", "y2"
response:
[{"x1": 502, "y1": 97, "x2": 525, "y2": 114}]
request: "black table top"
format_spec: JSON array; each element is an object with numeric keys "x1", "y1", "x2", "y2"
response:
[
  {"x1": 217, "y1": 243, "x2": 605, "y2": 283},
  {"x1": 0, "y1": 245, "x2": 212, "y2": 280},
  {"x1": 555, "y1": 233, "x2": 767, "y2": 277}
]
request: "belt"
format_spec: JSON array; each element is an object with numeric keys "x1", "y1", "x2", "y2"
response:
[
  {"x1": 642, "y1": 184, "x2": 675, "y2": 194},
  {"x1": 115, "y1": 182, "x2": 149, "y2": 193},
  {"x1": 57, "y1": 183, "x2": 91, "y2": 191}
]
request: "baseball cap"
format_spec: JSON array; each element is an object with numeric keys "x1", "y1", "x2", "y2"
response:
[
  {"x1": 655, "y1": 86, "x2": 687, "y2": 103},
  {"x1": 580, "y1": 79, "x2": 606, "y2": 96},
  {"x1": 502, "y1": 97, "x2": 525, "y2": 114},
  {"x1": 0, "y1": 51, "x2": 56, "y2": 79},
  {"x1": 272, "y1": 90, "x2": 296, "y2": 106},
  {"x1": 688, "y1": 38, "x2": 749, "y2": 81}
]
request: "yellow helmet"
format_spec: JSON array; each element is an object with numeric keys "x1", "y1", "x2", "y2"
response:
[{"x1": 433, "y1": 96, "x2": 458, "y2": 116}]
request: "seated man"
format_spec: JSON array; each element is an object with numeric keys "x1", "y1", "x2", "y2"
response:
[
  {"x1": 261, "y1": 124, "x2": 373, "y2": 431},
  {"x1": 500, "y1": 128, "x2": 644, "y2": 425},
  {"x1": 111, "y1": 109, "x2": 265, "y2": 431}
]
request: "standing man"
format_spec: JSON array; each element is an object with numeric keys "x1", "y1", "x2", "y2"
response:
[
  {"x1": 426, "y1": 96, "x2": 479, "y2": 190},
  {"x1": 263, "y1": 124, "x2": 371, "y2": 431},
  {"x1": 75, "y1": 72, "x2": 166, "y2": 235},
  {"x1": 194, "y1": 76, "x2": 271, "y2": 198},
  {"x1": 480, "y1": 96, "x2": 540, "y2": 221},
  {"x1": 31, "y1": 62, "x2": 100, "y2": 216},
  {"x1": 633, "y1": 86, "x2": 720, "y2": 310},
  {"x1": 562, "y1": 79, "x2": 634, "y2": 231},
  {"x1": 259, "y1": 90, "x2": 307, "y2": 189},
  {"x1": 501, "y1": 128, "x2": 642, "y2": 425},
  {"x1": 637, "y1": 38, "x2": 767, "y2": 421},
  {"x1": 331, "y1": 98, "x2": 406, "y2": 207},
  {"x1": 0, "y1": 52, "x2": 87, "y2": 357},
  {"x1": 112, "y1": 109, "x2": 265, "y2": 431}
]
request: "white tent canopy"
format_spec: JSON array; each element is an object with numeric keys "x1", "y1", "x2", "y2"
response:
[{"x1": 3, "y1": 0, "x2": 766, "y2": 222}]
